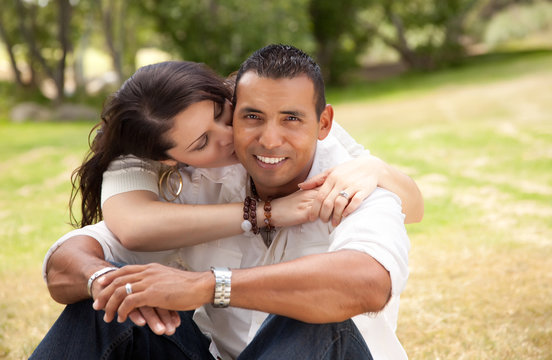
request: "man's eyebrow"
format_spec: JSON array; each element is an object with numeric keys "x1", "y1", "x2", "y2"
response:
[
  {"x1": 281, "y1": 110, "x2": 305, "y2": 117},
  {"x1": 238, "y1": 106, "x2": 264, "y2": 114}
]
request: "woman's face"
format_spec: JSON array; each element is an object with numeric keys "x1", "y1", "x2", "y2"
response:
[{"x1": 164, "y1": 99, "x2": 239, "y2": 168}]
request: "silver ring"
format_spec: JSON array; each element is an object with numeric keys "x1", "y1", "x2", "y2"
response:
[
  {"x1": 338, "y1": 190, "x2": 350, "y2": 200},
  {"x1": 125, "y1": 283, "x2": 133, "y2": 295}
]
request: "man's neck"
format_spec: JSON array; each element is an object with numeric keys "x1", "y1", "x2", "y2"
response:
[{"x1": 250, "y1": 179, "x2": 303, "y2": 201}]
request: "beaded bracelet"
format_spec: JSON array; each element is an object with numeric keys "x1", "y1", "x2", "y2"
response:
[
  {"x1": 241, "y1": 196, "x2": 260, "y2": 235},
  {"x1": 264, "y1": 199, "x2": 273, "y2": 231}
]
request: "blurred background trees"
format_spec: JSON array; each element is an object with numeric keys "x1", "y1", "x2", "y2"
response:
[{"x1": 0, "y1": 0, "x2": 551, "y2": 104}]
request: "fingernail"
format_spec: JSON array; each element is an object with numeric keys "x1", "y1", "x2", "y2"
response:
[
  {"x1": 92, "y1": 300, "x2": 99, "y2": 310},
  {"x1": 156, "y1": 324, "x2": 165, "y2": 333}
]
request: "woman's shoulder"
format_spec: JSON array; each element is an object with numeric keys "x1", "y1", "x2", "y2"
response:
[{"x1": 105, "y1": 154, "x2": 163, "y2": 175}]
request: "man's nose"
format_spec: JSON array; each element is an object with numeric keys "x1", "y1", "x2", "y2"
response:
[{"x1": 258, "y1": 121, "x2": 283, "y2": 149}]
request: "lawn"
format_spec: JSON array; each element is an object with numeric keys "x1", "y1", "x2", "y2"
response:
[{"x1": 1, "y1": 50, "x2": 551, "y2": 359}]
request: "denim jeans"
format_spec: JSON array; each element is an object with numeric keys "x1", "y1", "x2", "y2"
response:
[{"x1": 30, "y1": 299, "x2": 373, "y2": 360}]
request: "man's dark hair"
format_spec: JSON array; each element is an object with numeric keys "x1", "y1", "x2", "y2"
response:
[{"x1": 233, "y1": 44, "x2": 326, "y2": 118}]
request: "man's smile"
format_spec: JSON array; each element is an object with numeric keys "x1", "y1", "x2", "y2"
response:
[{"x1": 255, "y1": 155, "x2": 287, "y2": 166}]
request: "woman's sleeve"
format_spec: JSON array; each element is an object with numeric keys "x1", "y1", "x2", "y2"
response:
[{"x1": 100, "y1": 155, "x2": 163, "y2": 208}]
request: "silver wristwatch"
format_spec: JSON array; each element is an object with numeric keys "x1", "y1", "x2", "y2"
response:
[{"x1": 210, "y1": 267, "x2": 232, "y2": 308}]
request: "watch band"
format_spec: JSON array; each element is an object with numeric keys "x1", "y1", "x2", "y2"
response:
[
  {"x1": 87, "y1": 266, "x2": 118, "y2": 297},
  {"x1": 210, "y1": 267, "x2": 232, "y2": 308}
]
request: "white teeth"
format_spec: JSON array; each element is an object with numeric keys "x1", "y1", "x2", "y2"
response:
[{"x1": 256, "y1": 155, "x2": 286, "y2": 164}]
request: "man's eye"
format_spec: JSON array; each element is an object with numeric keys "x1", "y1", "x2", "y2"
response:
[
  {"x1": 246, "y1": 114, "x2": 260, "y2": 120},
  {"x1": 286, "y1": 116, "x2": 299, "y2": 121}
]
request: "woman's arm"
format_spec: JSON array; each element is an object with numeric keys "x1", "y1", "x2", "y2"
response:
[
  {"x1": 101, "y1": 155, "x2": 322, "y2": 251},
  {"x1": 300, "y1": 153, "x2": 424, "y2": 224},
  {"x1": 103, "y1": 188, "x2": 320, "y2": 251},
  {"x1": 102, "y1": 121, "x2": 423, "y2": 251}
]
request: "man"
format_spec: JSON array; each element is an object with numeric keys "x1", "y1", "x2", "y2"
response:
[{"x1": 32, "y1": 45, "x2": 410, "y2": 359}]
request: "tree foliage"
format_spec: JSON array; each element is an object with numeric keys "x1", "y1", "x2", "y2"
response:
[
  {"x1": 360, "y1": 0, "x2": 480, "y2": 70},
  {"x1": 309, "y1": 0, "x2": 374, "y2": 84},
  {"x1": 1, "y1": 0, "x2": 75, "y2": 101},
  {"x1": 138, "y1": 0, "x2": 312, "y2": 76},
  {"x1": 1, "y1": 0, "x2": 547, "y2": 101}
]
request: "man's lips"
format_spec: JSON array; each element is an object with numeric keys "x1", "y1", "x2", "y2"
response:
[{"x1": 255, "y1": 155, "x2": 287, "y2": 165}]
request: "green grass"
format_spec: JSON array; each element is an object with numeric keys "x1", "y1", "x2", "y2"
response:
[
  {"x1": 329, "y1": 50, "x2": 552, "y2": 359},
  {"x1": 1, "y1": 50, "x2": 551, "y2": 358},
  {"x1": 0, "y1": 121, "x2": 92, "y2": 358}
]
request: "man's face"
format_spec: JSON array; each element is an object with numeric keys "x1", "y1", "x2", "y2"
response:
[{"x1": 233, "y1": 71, "x2": 332, "y2": 199}]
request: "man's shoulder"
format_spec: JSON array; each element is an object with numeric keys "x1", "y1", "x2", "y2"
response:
[
  {"x1": 309, "y1": 135, "x2": 354, "y2": 177},
  {"x1": 361, "y1": 187, "x2": 403, "y2": 209}
]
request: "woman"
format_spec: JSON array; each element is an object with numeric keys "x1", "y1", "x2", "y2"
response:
[{"x1": 70, "y1": 61, "x2": 423, "y2": 252}]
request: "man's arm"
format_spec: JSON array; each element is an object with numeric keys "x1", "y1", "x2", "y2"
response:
[
  {"x1": 95, "y1": 250, "x2": 390, "y2": 324},
  {"x1": 45, "y1": 235, "x2": 109, "y2": 304},
  {"x1": 96, "y1": 189, "x2": 408, "y2": 324},
  {"x1": 45, "y1": 235, "x2": 182, "y2": 335},
  {"x1": 231, "y1": 250, "x2": 391, "y2": 323}
]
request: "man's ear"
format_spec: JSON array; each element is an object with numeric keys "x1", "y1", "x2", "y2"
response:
[{"x1": 317, "y1": 104, "x2": 334, "y2": 140}]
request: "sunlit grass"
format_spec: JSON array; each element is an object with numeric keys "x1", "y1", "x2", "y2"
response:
[
  {"x1": 0, "y1": 121, "x2": 90, "y2": 359},
  {"x1": 330, "y1": 50, "x2": 552, "y2": 359},
  {"x1": 1, "y1": 50, "x2": 551, "y2": 358}
]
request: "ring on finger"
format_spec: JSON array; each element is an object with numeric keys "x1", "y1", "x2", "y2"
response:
[
  {"x1": 125, "y1": 283, "x2": 133, "y2": 295},
  {"x1": 338, "y1": 190, "x2": 350, "y2": 200}
]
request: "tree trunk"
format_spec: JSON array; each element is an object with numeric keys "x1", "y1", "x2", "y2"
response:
[
  {"x1": 55, "y1": 0, "x2": 72, "y2": 103},
  {"x1": 14, "y1": 0, "x2": 56, "y2": 82},
  {"x1": 99, "y1": 0, "x2": 124, "y2": 84},
  {"x1": 73, "y1": 14, "x2": 92, "y2": 93},
  {"x1": 0, "y1": 20, "x2": 24, "y2": 86},
  {"x1": 382, "y1": 2, "x2": 434, "y2": 70}
]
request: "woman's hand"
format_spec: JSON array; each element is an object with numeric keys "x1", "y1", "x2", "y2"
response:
[
  {"x1": 93, "y1": 264, "x2": 212, "y2": 326},
  {"x1": 299, "y1": 154, "x2": 424, "y2": 224},
  {"x1": 268, "y1": 188, "x2": 319, "y2": 227},
  {"x1": 299, "y1": 155, "x2": 383, "y2": 226}
]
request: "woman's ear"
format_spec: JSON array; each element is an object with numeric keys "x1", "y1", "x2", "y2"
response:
[
  {"x1": 317, "y1": 104, "x2": 334, "y2": 140},
  {"x1": 160, "y1": 159, "x2": 178, "y2": 167}
]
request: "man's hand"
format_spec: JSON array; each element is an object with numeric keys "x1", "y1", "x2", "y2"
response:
[
  {"x1": 93, "y1": 263, "x2": 213, "y2": 326},
  {"x1": 92, "y1": 267, "x2": 182, "y2": 336}
]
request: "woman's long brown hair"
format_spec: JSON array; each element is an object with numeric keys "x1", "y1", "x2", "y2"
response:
[{"x1": 69, "y1": 61, "x2": 233, "y2": 227}]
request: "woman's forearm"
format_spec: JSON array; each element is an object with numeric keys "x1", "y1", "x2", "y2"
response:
[
  {"x1": 102, "y1": 189, "x2": 321, "y2": 251},
  {"x1": 376, "y1": 157, "x2": 424, "y2": 224},
  {"x1": 102, "y1": 191, "x2": 247, "y2": 251}
]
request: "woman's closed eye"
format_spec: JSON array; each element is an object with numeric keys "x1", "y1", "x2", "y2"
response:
[{"x1": 194, "y1": 134, "x2": 208, "y2": 151}]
